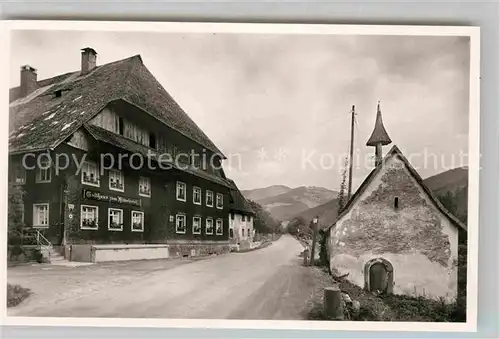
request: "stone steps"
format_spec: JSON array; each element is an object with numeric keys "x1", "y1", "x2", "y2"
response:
[{"x1": 47, "y1": 249, "x2": 71, "y2": 264}]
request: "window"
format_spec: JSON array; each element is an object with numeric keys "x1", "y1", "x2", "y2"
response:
[
  {"x1": 193, "y1": 186, "x2": 202, "y2": 205},
  {"x1": 118, "y1": 117, "x2": 124, "y2": 135},
  {"x1": 192, "y1": 216, "x2": 202, "y2": 234},
  {"x1": 216, "y1": 193, "x2": 223, "y2": 209},
  {"x1": 242, "y1": 228, "x2": 245, "y2": 237},
  {"x1": 81, "y1": 161, "x2": 99, "y2": 186},
  {"x1": 242, "y1": 215, "x2": 246, "y2": 222},
  {"x1": 216, "y1": 219, "x2": 223, "y2": 235},
  {"x1": 108, "y1": 208, "x2": 123, "y2": 231},
  {"x1": 176, "y1": 181, "x2": 187, "y2": 202},
  {"x1": 81, "y1": 205, "x2": 98, "y2": 230},
  {"x1": 33, "y1": 203, "x2": 49, "y2": 227},
  {"x1": 206, "y1": 190, "x2": 214, "y2": 207},
  {"x1": 109, "y1": 169, "x2": 124, "y2": 192},
  {"x1": 176, "y1": 214, "x2": 187, "y2": 234},
  {"x1": 149, "y1": 133, "x2": 157, "y2": 149},
  {"x1": 205, "y1": 218, "x2": 214, "y2": 235},
  {"x1": 139, "y1": 177, "x2": 151, "y2": 197},
  {"x1": 230, "y1": 213, "x2": 235, "y2": 220},
  {"x1": 11, "y1": 162, "x2": 26, "y2": 185},
  {"x1": 36, "y1": 158, "x2": 51, "y2": 183},
  {"x1": 394, "y1": 197, "x2": 399, "y2": 209},
  {"x1": 131, "y1": 211, "x2": 144, "y2": 232},
  {"x1": 229, "y1": 228, "x2": 234, "y2": 239}
]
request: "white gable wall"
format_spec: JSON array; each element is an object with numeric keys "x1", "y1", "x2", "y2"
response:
[
  {"x1": 229, "y1": 212, "x2": 255, "y2": 244},
  {"x1": 328, "y1": 155, "x2": 459, "y2": 301}
]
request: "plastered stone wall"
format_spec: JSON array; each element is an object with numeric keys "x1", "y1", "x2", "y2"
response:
[{"x1": 328, "y1": 156, "x2": 459, "y2": 301}]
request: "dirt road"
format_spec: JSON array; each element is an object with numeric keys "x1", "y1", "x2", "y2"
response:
[{"x1": 8, "y1": 234, "x2": 318, "y2": 319}]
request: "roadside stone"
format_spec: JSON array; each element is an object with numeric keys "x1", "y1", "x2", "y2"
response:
[
  {"x1": 351, "y1": 300, "x2": 361, "y2": 313},
  {"x1": 342, "y1": 292, "x2": 353, "y2": 305}
]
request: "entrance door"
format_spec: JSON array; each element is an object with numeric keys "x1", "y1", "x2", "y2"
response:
[{"x1": 369, "y1": 262, "x2": 388, "y2": 293}]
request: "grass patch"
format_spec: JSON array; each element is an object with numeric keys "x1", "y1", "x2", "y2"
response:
[
  {"x1": 305, "y1": 268, "x2": 465, "y2": 322},
  {"x1": 7, "y1": 283, "x2": 31, "y2": 308}
]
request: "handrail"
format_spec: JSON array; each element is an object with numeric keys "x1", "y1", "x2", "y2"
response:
[{"x1": 36, "y1": 230, "x2": 53, "y2": 250}]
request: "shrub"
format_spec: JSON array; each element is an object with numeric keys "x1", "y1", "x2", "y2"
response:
[
  {"x1": 31, "y1": 248, "x2": 44, "y2": 263},
  {"x1": 8, "y1": 183, "x2": 25, "y2": 245},
  {"x1": 7, "y1": 284, "x2": 31, "y2": 308}
]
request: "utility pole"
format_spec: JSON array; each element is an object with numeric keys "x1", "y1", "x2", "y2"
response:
[
  {"x1": 347, "y1": 105, "x2": 355, "y2": 200},
  {"x1": 309, "y1": 216, "x2": 319, "y2": 266}
]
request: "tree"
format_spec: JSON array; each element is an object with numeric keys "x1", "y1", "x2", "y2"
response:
[
  {"x1": 337, "y1": 156, "x2": 349, "y2": 211},
  {"x1": 8, "y1": 183, "x2": 25, "y2": 245},
  {"x1": 437, "y1": 188, "x2": 468, "y2": 225},
  {"x1": 286, "y1": 216, "x2": 311, "y2": 238},
  {"x1": 248, "y1": 200, "x2": 281, "y2": 234}
]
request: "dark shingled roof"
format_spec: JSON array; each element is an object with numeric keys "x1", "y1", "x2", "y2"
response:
[
  {"x1": 366, "y1": 102, "x2": 392, "y2": 147},
  {"x1": 83, "y1": 124, "x2": 230, "y2": 188},
  {"x1": 9, "y1": 55, "x2": 225, "y2": 157},
  {"x1": 331, "y1": 145, "x2": 467, "y2": 232},
  {"x1": 226, "y1": 179, "x2": 255, "y2": 215}
]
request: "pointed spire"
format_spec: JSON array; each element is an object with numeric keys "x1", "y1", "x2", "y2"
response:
[{"x1": 366, "y1": 101, "x2": 392, "y2": 147}]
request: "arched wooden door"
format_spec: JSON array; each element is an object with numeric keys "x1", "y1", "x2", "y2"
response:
[
  {"x1": 364, "y1": 257, "x2": 394, "y2": 294},
  {"x1": 369, "y1": 262, "x2": 388, "y2": 292}
]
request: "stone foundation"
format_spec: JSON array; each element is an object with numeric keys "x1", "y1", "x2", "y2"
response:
[{"x1": 64, "y1": 241, "x2": 230, "y2": 263}]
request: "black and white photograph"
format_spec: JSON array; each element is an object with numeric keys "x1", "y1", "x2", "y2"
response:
[{"x1": 2, "y1": 21, "x2": 479, "y2": 331}]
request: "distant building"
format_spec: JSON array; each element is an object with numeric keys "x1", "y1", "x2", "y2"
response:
[
  {"x1": 327, "y1": 103, "x2": 467, "y2": 301},
  {"x1": 8, "y1": 48, "x2": 236, "y2": 262},
  {"x1": 227, "y1": 179, "x2": 255, "y2": 249}
]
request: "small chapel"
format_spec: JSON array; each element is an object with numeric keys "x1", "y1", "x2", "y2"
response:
[{"x1": 327, "y1": 103, "x2": 467, "y2": 301}]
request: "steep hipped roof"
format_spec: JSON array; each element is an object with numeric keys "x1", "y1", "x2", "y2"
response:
[
  {"x1": 226, "y1": 179, "x2": 255, "y2": 215},
  {"x1": 9, "y1": 55, "x2": 225, "y2": 157},
  {"x1": 332, "y1": 145, "x2": 467, "y2": 232},
  {"x1": 366, "y1": 102, "x2": 392, "y2": 147}
]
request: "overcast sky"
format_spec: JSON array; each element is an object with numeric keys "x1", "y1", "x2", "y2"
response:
[{"x1": 10, "y1": 30, "x2": 470, "y2": 191}]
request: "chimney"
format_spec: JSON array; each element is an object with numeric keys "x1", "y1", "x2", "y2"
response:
[
  {"x1": 20, "y1": 65, "x2": 38, "y2": 97},
  {"x1": 81, "y1": 47, "x2": 97, "y2": 74}
]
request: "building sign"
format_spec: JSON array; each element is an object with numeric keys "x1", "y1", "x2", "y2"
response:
[{"x1": 82, "y1": 189, "x2": 142, "y2": 207}]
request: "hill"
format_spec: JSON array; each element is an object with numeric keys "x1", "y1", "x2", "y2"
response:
[
  {"x1": 424, "y1": 167, "x2": 468, "y2": 223},
  {"x1": 291, "y1": 198, "x2": 340, "y2": 230},
  {"x1": 242, "y1": 186, "x2": 337, "y2": 222},
  {"x1": 241, "y1": 185, "x2": 291, "y2": 201},
  {"x1": 288, "y1": 167, "x2": 469, "y2": 229},
  {"x1": 423, "y1": 167, "x2": 468, "y2": 195}
]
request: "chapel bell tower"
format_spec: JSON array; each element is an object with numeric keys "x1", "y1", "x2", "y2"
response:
[{"x1": 366, "y1": 102, "x2": 392, "y2": 165}]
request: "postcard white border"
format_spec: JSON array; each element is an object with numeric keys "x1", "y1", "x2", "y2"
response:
[{"x1": 0, "y1": 20, "x2": 480, "y2": 333}]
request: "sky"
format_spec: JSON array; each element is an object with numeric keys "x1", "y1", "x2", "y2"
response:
[{"x1": 9, "y1": 30, "x2": 471, "y2": 191}]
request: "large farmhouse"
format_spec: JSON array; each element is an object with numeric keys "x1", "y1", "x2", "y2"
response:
[
  {"x1": 9, "y1": 48, "x2": 235, "y2": 262},
  {"x1": 327, "y1": 104, "x2": 467, "y2": 301}
]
